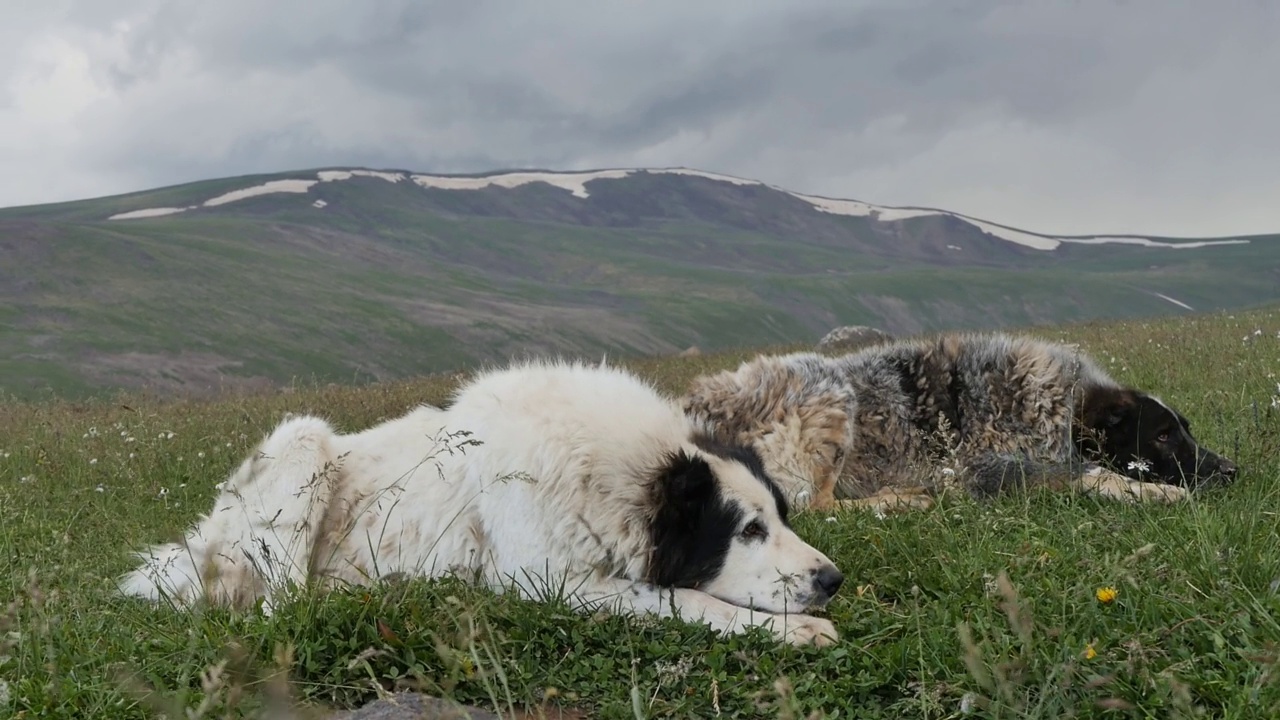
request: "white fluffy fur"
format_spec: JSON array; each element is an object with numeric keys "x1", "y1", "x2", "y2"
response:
[{"x1": 118, "y1": 359, "x2": 840, "y2": 646}]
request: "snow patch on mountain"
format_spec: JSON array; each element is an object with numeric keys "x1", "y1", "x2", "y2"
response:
[
  {"x1": 203, "y1": 179, "x2": 317, "y2": 207},
  {"x1": 1153, "y1": 292, "x2": 1196, "y2": 311},
  {"x1": 409, "y1": 169, "x2": 632, "y2": 198},
  {"x1": 318, "y1": 170, "x2": 406, "y2": 183},
  {"x1": 108, "y1": 206, "x2": 193, "y2": 220}
]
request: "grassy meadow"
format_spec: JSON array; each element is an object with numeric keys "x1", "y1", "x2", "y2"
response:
[{"x1": 2, "y1": 306, "x2": 1279, "y2": 719}]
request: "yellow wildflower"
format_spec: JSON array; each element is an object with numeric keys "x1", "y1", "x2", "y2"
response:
[
  {"x1": 1095, "y1": 586, "x2": 1118, "y2": 604},
  {"x1": 1084, "y1": 643, "x2": 1098, "y2": 660}
]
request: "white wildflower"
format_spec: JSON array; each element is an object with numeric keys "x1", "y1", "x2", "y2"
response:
[
  {"x1": 198, "y1": 451, "x2": 205, "y2": 458},
  {"x1": 825, "y1": 516, "x2": 837, "y2": 523},
  {"x1": 158, "y1": 487, "x2": 169, "y2": 498},
  {"x1": 89, "y1": 458, "x2": 98, "y2": 465},
  {"x1": 982, "y1": 572, "x2": 998, "y2": 596},
  {"x1": 95, "y1": 484, "x2": 105, "y2": 493},
  {"x1": 655, "y1": 656, "x2": 694, "y2": 682},
  {"x1": 125, "y1": 436, "x2": 135, "y2": 444},
  {"x1": 128, "y1": 452, "x2": 136, "y2": 459},
  {"x1": 1127, "y1": 459, "x2": 1151, "y2": 473},
  {"x1": 941, "y1": 467, "x2": 956, "y2": 476},
  {"x1": 960, "y1": 692, "x2": 977, "y2": 714},
  {"x1": 178, "y1": 483, "x2": 187, "y2": 489},
  {"x1": 1255, "y1": 329, "x2": 1263, "y2": 336},
  {"x1": 19, "y1": 475, "x2": 32, "y2": 484}
]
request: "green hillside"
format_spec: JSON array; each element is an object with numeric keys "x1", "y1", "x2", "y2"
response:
[{"x1": 1, "y1": 166, "x2": 1276, "y2": 400}]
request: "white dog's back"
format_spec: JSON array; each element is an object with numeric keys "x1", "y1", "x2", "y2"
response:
[
  {"x1": 439, "y1": 360, "x2": 688, "y2": 583},
  {"x1": 118, "y1": 359, "x2": 681, "y2": 607}
]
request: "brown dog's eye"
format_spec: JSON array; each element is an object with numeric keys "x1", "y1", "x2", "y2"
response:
[
  {"x1": 1156, "y1": 432, "x2": 1170, "y2": 443},
  {"x1": 740, "y1": 519, "x2": 767, "y2": 540}
]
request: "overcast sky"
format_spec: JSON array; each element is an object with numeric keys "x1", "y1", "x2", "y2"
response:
[{"x1": 2, "y1": 1, "x2": 1277, "y2": 237}]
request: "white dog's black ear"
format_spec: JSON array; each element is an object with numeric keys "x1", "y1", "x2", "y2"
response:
[
  {"x1": 659, "y1": 450, "x2": 716, "y2": 505},
  {"x1": 646, "y1": 449, "x2": 728, "y2": 588}
]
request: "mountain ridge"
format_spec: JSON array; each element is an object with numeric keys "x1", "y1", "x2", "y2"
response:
[{"x1": 92, "y1": 165, "x2": 1258, "y2": 251}]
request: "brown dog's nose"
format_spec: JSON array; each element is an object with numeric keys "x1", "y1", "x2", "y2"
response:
[{"x1": 1220, "y1": 459, "x2": 1239, "y2": 479}]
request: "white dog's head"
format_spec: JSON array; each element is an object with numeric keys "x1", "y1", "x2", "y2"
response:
[{"x1": 645, "y1": 436, "x2": 844, "y2": 613}]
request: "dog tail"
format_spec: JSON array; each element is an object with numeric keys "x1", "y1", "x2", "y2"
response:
[
  {"x1": 963, "y1": 452, "x2": 1089, "y2": 499},
  {"x1": 117, "y1": 541, "x2": 208, "y2": 605},
  {"x1": 117, "y1": 414, "x2": 342, "y2": 610},
  {"x1": 115, "y1": 530, "x2": 275, "y2": 610}
]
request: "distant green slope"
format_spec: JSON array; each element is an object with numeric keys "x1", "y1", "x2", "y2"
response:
[{"x1": 1, "y1": 166, "x2": 1276, "y2": 400}]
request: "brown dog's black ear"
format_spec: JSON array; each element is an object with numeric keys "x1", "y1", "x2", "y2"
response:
[{"x1": 1080, "y1": 386, "x2": 1136, "y2": 431}]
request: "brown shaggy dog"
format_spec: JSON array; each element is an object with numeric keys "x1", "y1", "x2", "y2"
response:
[{"x1": 683, "y1": 332, "x2": 1238, "y2": 515}]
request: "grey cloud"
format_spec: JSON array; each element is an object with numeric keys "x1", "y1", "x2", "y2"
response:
[{"x1": 1, "y1": 0, "x2": 1278, "y2": 236}]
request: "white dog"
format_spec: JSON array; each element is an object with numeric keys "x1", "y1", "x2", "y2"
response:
[{"x1": 119, "y1": 359, "x2": 845, "y2": 646}]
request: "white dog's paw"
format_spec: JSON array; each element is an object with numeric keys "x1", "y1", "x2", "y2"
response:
[{"x1": 775, "y1": 614, "x2": 839, "y2": 647}]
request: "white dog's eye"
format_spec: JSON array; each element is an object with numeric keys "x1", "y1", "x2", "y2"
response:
[{"x1": 740, "y1": 519, "x2": 767, "y2": 541}]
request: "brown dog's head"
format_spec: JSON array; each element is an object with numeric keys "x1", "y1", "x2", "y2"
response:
[
  {"x1": 683, "y1": 354, "x2": 854, "y2": 510},
  {"x1": 1078, "y1": 386, "x2": 1238, "y2": 488}
]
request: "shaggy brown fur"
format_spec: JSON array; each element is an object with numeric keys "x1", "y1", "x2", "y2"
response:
[{"x1": 683, "y1": 332, "x2": 1238, "y2": 515}]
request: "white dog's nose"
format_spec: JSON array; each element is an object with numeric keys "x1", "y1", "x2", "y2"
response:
[{"x1": 813, "y1": 565, "x2": 844, "y2": 600}]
